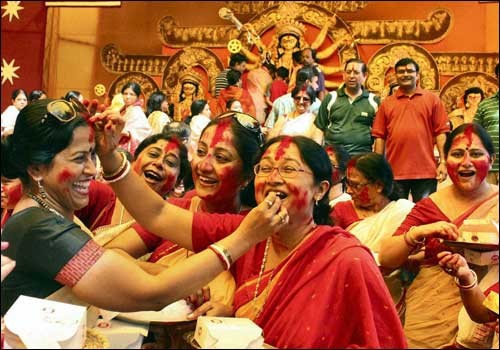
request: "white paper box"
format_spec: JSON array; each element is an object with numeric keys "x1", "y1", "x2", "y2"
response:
[
  {"x1": 464, "y1": 249, "x2": 499, "y2": 266},
  {"x1": 4, "y1": 295, "x2": 86, "y2": 349},
  {"x1": 459, "y1": 219, "x2": 499, "y2": 244},
  {"x1": 194, "y1": 316, "x2": 264, "y2": 349}
]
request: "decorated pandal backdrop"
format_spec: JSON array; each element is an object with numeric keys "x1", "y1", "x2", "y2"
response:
[
  {"x1": 2, "y1": 1, "x2": 497, "y2": 116},
  {"x1": 97, "y1": 1, "x2": 498, "y2": 121}
]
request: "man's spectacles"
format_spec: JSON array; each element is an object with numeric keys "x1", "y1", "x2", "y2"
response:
[
  {"x1": 217, "y1": 111, "x2": 263, "y2": 145},
  {"x1": 254, "y1": 163, "x2": 312, "y2": 179},
  {"x1": 396, "y1": 68, "x2": 417, "y2": 74},
  {"x1": 294, "y1": 96, "x2": 311, "y2": 103},
  {"x1": 346, "y1": 179, "x2": 372, "y2": 191}
]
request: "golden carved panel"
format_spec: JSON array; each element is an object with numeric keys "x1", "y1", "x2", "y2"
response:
[
  {"x1": 226, "y1": 1, "x2": 368, "y2": 15},
  {"x1": 108, "y1": 72, "x2": 159, "y2": 105},
  {"x1": 157, "y1": 8, "x2": 452, "y2": 47},
  {"x1": 366, "y1": 42, "x2": 439, "y2": 96},
  {"x1": 439, "y1": 72, "x2": 498, "y2": 114},
  {"x1": 349, "y1": 8, "x2": 452, "y2": 44},
  {"x1": 433, "y1": 53, "x2": 499, "y2": 76},
  {"x1": 101, "y1": 43, "x2": 170, "y2": 76},
  {"x1": 161, "y1": 47, "x2": 224, "y2": 98}
]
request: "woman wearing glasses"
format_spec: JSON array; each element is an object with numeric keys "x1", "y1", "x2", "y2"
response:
[
  {"x1": 267, "y1": 85, "x2": 322, "y2": 144},
  {"x1": 330, "y1": 152, "x2": 414, "y2": 317},
  {"x1": 0, "y1": 100, "x2": 283, "y2": 316},
  {"x1": 106, "y1": 112, "x2": 263, "y2": 316},
  {"x1": 379, "y1": 123, "x2": 498, "y2": 348},
  {"x1": 92, "y1": 104, "x2": 406, "y2": 347}
]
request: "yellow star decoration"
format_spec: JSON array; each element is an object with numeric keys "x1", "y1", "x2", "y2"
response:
[
  {"x1": 1, "y1": 58, "x2": 20, "y2": 85},
  {"x1": 1, "y1": 1, "x2": 24, "y2": 22}
]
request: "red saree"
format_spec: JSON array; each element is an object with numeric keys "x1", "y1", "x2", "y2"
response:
[
  {"x1": 216, "y1": 86, "x2": 256, "y2": 117},
  {"x1": 232, "y1": 226, "x2": 407, "y2": 348}
]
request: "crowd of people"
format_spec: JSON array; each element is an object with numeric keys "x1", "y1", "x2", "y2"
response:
[{"x1": 1, "y1": 53, "x2": 498, "y2": 349}]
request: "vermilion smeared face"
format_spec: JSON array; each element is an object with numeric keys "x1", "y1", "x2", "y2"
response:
[
  {"x1": 254, "y1": 140, "x2": 317, "y2": 223},
  {"x1": 133, "y1": 139, "x2": 181, "y2": 197},
  {"x1": 1, "y1": 177, "x2": 22, "y2": 209},
  {"x1": 446, "y1": 131, "x2": 492, "y2": 192},
  {"x1": 325, "y1": 146, "x2": 343, "y2": 185},
  {"x1": 192, "y1": 122, "x2": 244, "y2": 204}
]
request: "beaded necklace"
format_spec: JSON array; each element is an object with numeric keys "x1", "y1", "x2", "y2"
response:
[
  {"x1": 252, "y1": 236, "x2": 273, "y2": 319},
  {"x1": 27, "y1": 193, "x2": 64, "y2": 218},
  {"x1": 252, "y1": 224, "x2": 318, "y2": 319}
]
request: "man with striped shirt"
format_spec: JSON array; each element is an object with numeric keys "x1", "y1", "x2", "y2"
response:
[
  {"x1": 214, "y1": 53, "x2": 248, "y2": 98},
  {"x1": 474, "y1": 63, "x2": 499, "y2": 184}
]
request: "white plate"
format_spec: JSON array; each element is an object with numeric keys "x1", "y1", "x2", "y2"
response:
[{"x1": 117, "y1": 300, "x2": 193, "y2": 325}]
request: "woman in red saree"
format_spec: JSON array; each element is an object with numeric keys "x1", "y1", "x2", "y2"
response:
[
  {"x1": 95, "y1": 108, "x2": 407, "y2": 348},
  {"x1": 217, "y1": 69, "x2": 256, "y2": 117},
  {"x1": 379, "y1": 123, "x2": 499, "y2": 348}
]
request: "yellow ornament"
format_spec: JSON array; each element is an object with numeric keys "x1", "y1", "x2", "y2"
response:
[
  {"x1": 94, "y1": 83, "x2": 106, "y2": 97},
  {"x1": 227, "y1": 39, "x2": 242, "y2": 54}
]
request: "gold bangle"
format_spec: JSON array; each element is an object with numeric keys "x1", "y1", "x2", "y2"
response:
[
  {"x1": 102, "y1": 152, "x2": 127, "y2": 179},
  {"x1": 408, "y1": 227, "x2": 425, "y2": 246}
]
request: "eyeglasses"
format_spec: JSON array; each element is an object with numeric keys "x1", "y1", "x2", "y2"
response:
[
  {"x1": 254, "y1": 163, "x2": 312, "y2": 179},
  {"x1": 217, "y1": 111, "x2": 263, "y2": 145},
  {"x1": 396, "y1": 68, "x2": 417, "y2": 74},
  {"x1": 44, "y1": 100, "x2": 79, "y2": 123},
  {"x1": 293, "y1": 96, "x2": 311, "y2": 103},
  {"x1": 346, "y1": 179, "x2": 372, "y2": 191}
]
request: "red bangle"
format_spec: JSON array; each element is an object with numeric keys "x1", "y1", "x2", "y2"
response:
[{"x1": 208, "y1": 245, "x2": 231, "y2": 270}]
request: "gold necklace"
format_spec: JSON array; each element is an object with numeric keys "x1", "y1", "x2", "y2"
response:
[
  {"x1": 27, "y1": 193, "x2": 64, "y2": 218},
  {"x1": 252, "y1": 236, "x2": 274, "y2": 319}
]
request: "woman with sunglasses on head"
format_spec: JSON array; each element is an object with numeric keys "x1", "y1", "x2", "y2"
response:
[
  {"x1": 378, "y1": 123, "x2": 498, "y2": 348},
  {"x1": 106, "y1": 112, "x2": 262, "y2": 314},
  {"x1": 267, "y1": 85, "x2": 322, "y2": 144},
  {"x1": 0, "y1": 99, "x2": 282, "y2": 317},
  {"x1": 92, "y1": 105, "x2": 406, "y2": 347}
]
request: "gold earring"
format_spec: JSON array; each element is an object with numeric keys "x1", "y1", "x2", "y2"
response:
[{"x1": 37, "y1": 179, "x2": 47, "y2": 199}]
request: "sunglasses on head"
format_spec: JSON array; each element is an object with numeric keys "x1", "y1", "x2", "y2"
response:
[
  {"x1": 217, "y1": 111, "x2": 264, "y2": 145},
  {"x1": 44, "y1": 99, "x2": 79, "y2": 124}
]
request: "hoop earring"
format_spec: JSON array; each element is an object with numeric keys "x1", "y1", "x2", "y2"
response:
[
  {"x1": 37, "y1": 179, "x2": 47, "y2": 199},
  {"x1": 315, "y1": 199, "x2": 319, "y2": 206}
]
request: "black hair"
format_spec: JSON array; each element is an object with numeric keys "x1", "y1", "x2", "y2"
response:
[
  {"x1": 162, "y1": 121, "x2": 191, "y2": 141},
  {"x1": 276, "y1": 66, "x2": 290, "y2": 79},
  {"x1": 257, "y1": 136, "x2": 333, "y2": 225},
  {"x1": 146, "y1": 91, "x2": 168, "y2": 117},
  {"x1": 190, "y1": 99, "x2": 208, "y2": 116},
  {"x1": 292, "y1": 50, "x2": 303, "y2": 65},
  {"x1": 324, "y1": 143, "x2": 350, "y2": 189},
  {"x1": 229, "y1": 53, "x2": 248, "y2": 67},
  {"x1": 349, "y1": 153, "x2": 400, "y2": 201},
  {"x1": 28, "y1": 90, "x2": 47, "y2": 103},
  {"x1": 296, "y1": 66, "x2": 314, "y2": 85},
  {"x1": 1, "y1": 99, "x2": 88, "y2": 186},
  {"x1": 134, "y1": 133, "x2": 189, "y2": 188},
  {"x1": 395, "y1": 57, "x2": 419, "y2": 72},
  {"x1": 463, "y1": 87, "x2": 484, "y2": 105},
  {"x1": 121, "y1": 81, "x2": 141, "y2": 97},
  {"x1": 11, "y1": 89, "x2": 27, "y2": 101},
  {"x1": 444, "y1": 123, "x2": 495, "y2": 159},
  {"x1": 302, "y1": 48, "x2": 317, "y2": 62},
  {"x1": 344, "y1": 58, "x2": 367, "y2": 74},
  {"x1": 291, "y1": 84, "x2": 316, "y2": 104},
  {"x1": 227, "y1": 69, "x2": 241, "y2": 86},
  {"x1": 495, "y1": 63, "x2": 499, "y2": 78}
]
